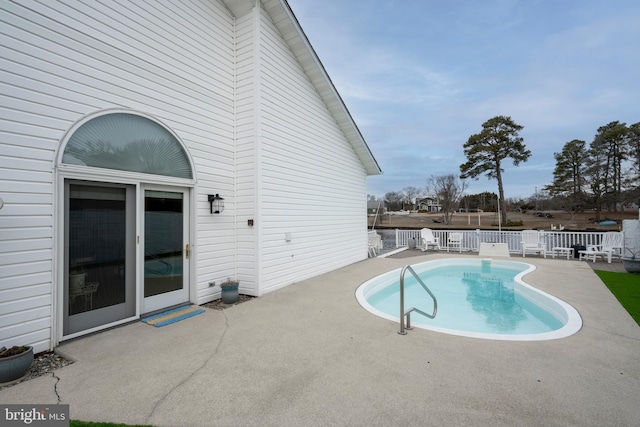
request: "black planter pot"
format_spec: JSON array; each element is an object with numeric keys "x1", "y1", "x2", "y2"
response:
[
  {"x1": 622, "y1": 258, "x2": 640, "y2": 274},
  {"x1": 0, "y1": 346, "x2": 33, "y2": 383}
]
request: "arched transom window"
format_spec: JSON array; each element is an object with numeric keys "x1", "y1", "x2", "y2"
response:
[{"x1": 62, "y1": 113, "x2": 193, "y2": 179}]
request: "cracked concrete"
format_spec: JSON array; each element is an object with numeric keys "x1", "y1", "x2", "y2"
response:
[
  {"x1": 1, "y1": 254, "x2": 639, "y2": 426},
  {"x1": 52, "y1": 372, "x2": 62, "y2": 404},
  {"x1": 145, "y1": 311, "x2": 229, "y2": 424}
]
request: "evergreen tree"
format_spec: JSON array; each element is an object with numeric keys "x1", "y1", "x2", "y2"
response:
[
  {"x1": 590, "y1": 121, "x2": 628, "y2": 211},
  {"x1": 545, "y1": 139, "x2": 588, "y2": 214},
  {"x1": 460, "y1": 116, "x2": 531, "y2": 224},
  {"x1": 627, "y1": 122, "x2": 640, "y2": 206}
]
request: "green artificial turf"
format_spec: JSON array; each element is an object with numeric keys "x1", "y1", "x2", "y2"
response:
[{"x1": 594, "y1": 270, "x2": 640, "y2": 325}]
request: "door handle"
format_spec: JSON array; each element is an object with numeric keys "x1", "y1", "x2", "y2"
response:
[{"x1": 185, "y1": 243, "x2": 190, "y2": 259}]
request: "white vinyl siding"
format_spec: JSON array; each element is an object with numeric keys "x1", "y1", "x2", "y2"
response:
[
  {"x1": 1, "y1": 0, "x2": 236, "y2": 352},
  {"x1": 2, "y1": 0, "x2": 377, "y2": 351},
  {"x1": 256, "y1": 8, "x2": 367, "y2": 293},
  {"x1": 234, "y1": 11, "x2": 259, "y2": 295},
  {"x1": 0, "y1": 129, "x2": 56, "y2": 353}
]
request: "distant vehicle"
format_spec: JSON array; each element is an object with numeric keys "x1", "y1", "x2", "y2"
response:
[
  {"x1": 535, "y1": 211, "x2": 553, "y2": 218},
  {"x1": 457, "y1": 208, "x2": 482, "y2": 213}
]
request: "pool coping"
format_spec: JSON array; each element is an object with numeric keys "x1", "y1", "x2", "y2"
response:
[{"x1": 355, "y1": 257, "x2": 583, "y2": 341}]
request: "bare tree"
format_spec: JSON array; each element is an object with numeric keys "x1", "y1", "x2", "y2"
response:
[
  {"x1": 402, "y1": 186, "x2": 422, "y2": 211},
  {"x1": 427, "y1": 174, "x2": 467, "y2": 224},
  {"x1": 384, "y1": 191, "x2": 405, "y2": 211}
]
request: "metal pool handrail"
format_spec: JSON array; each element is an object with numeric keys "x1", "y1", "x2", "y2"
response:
[{"x1": 398, "y1": 265, "x2": 437, "y2": 335}]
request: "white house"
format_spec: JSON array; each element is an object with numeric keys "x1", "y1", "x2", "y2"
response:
[
  {"x1": 0, "y1": 0, "x2": 381, "y2": 353},
  {"x1": 416, "y1": 197, "x2": 441, "y2": 212}
]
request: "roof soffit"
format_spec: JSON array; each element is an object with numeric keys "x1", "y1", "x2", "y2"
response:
[{"x1": 222, "y1": 0, "x2": 256, "y2": 17}]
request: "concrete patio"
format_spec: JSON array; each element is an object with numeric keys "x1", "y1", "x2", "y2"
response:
[{"x1": 2, "y1": 253, "x2": 639, "y2": 426}]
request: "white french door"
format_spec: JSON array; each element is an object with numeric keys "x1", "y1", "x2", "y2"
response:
[
  {"x1": 63, "y1": 182, "x2": 191, "y2": 336},
  {"x1": 141, "y1": 186, "x2": 190, "y2": 314}
]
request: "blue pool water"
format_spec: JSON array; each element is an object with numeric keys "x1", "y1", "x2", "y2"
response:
[
  {"x1": 356, "y1": 259, "x2": 582, "y2": 341},
  {"x1": 144, "y1": 257, "x2": 183, "y2": 277}
]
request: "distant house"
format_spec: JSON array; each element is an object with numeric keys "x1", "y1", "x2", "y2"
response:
[
  {"x1": 0, "y1": 0, "x2": 381, "y2": 352},
  {"x1": 417, "y1": 197, "x2": 442, "y2": 212}
]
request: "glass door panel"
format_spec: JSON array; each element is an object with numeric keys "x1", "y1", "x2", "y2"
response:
[
  {"x1": 143, "y1": 189, "x2": 189, "y2": 313},
  {"x1": 64, "y1": 183, "x2": 136, "y2": 335}
]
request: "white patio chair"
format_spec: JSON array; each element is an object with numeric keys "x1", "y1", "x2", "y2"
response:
[
  {"x1": 521, "y1": 230, "x2": 546, "y2": 258},
  {"x1": 447, "y1": 232, "x2": 463, "y2": 253},
  {"x1": 368, "y1": 231, "x2": 382, "y2": 257},
  {"x1": 584, "y1": 232, "x2": 623, "y2": 263},
  {"x1": 420, "y1": 228, "x2": 440, "y2": 251},
  {"x1": 579, "y1": 247, "x2": 602, "y2": 262}
]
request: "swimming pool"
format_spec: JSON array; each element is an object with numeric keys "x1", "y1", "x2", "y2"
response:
[{"x1": 355, "y1": 258, "x2": 582, "y2": 341}]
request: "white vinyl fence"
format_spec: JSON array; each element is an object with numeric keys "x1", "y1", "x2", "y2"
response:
[{"x1": 394, "y1": 229, "x2": 614, "y2": 256}]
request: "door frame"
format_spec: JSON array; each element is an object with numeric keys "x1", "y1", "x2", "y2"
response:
[
  {"x1": 56, "y1": 170, "x2": 195, "y2": 343},
  {"x1": 140, "y1": 185, "x2": 191, "y2": 314},
  {"x1": 54, "y1": 108, "x2": 198, "y2": 346}
]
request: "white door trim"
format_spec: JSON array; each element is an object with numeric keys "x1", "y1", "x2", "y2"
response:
[
  {"x1": 55, "y1": 173, "x2": 195, "y2": 344},
  {"x1": 140, "y1": 185, "x2": 191, "y2": 314}
]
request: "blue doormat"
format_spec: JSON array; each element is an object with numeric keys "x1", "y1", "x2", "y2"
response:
[{"x1": 141, "y1": 305, "x2": 205, "y2": 327}]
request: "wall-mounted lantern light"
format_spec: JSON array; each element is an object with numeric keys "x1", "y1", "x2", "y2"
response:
[{"x1": 208, "y1": 194, "x2": 225, "y2": 214}]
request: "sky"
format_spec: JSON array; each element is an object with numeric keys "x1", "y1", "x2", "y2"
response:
[{"x1": 287, "y1": 0, "x2": 640, "y2": 201}]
